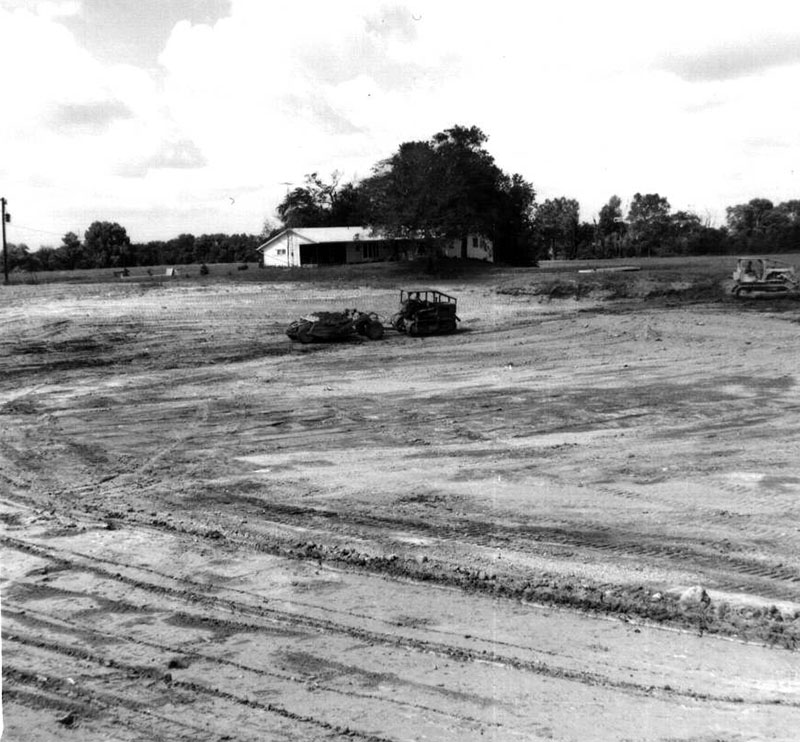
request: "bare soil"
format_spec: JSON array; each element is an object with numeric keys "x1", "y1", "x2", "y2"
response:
[{"x1": 2, "y1": 269, "x2": 800, "y2": 741}]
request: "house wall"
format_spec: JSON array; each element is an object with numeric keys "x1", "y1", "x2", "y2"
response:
[
  {"x1": 261, "y1": 232, "x2": 305, "y2": 267},
  {"x1": 441, "y1": 234, "x2": 494, "y2": 262},
  {"x1": 260, "y1": 231, "x2": 493, "y2": 267}
]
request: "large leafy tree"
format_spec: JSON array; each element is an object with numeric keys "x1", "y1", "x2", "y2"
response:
[
  {"x1": 84, "y1": 221, "x2": 131, "y2": 268},
  {"x1": 362, "y1": 124, "x2": 534, "y2": 261},
  {"x1": 627, "y1": 193, "x2": 671, "y2": 256},
  {"x1": 726, "y1": 198, "x2": 774, "y2": 239},
  {"x1": 534, "y1": 197, "x2": 580, "y2": 259},
  {"x1": 427, "y1": 125, "x2": 506, "y2": 238},
  {"x1": 6, "y1": 243, "x2": 33, "y2": 271},
  {"x1": 328, "y1": 181, "x2": 372, "y2": 226},
  {"x1": 494, "y1": 173, "x2": 537, "y2": 264},
  {"x1": 59, "y1": 231, "x2": 84, "y2": 269},
  {"x1": 598, "y1": 195, "x2": 624, "y2": 239},
  {"x1": 171, "y1": 233, "x2": 196, "y2": 263},
  {"x1": 669, "y1": 210, "x2": 703, "y2": 254},
  {"x1": 361, "y1": 139, "x2": 441, "y2": 246},
  {"x1": 595, "y1": 195, "x2": 626, "y2": 258},
  {"x1": 277, "y1": 177, "x2": 330, "y2": 228},
  {"x1": 276, "y1": 171, "x2": 370, "y2": 228},
  {"x1": 776, "y1": 199, "x2": 800, "y2": 224},
  {"x1": 726, "y1": 198, "x2": 800, "y2": 252}
]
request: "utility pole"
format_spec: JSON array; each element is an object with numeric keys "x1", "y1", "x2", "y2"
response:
[
  {"x1": 1, "y1": 197, "x2": 9, "y2": 285},
  {"x1": 279, "y1": 183, "x2": 292, "y2": 267}
]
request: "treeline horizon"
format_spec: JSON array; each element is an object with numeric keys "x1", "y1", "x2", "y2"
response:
[
  {"x1": 5, "y1": 124, "x2": 800, "y2": 273},
  {"x1": 6, "y1": 197, "x2": 800, "y2": 276},
  {"x1": 4, "y1": 228, "x2": 264, "y2": 274}
]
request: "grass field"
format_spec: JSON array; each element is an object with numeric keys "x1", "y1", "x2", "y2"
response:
[{"x1": 7, "y1": 252, "x2": 800, "y2": 288}]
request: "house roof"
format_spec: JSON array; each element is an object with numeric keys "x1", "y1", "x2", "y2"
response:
[{"x1": 258, "y1": 226, "x2": 387, "y2": 251}]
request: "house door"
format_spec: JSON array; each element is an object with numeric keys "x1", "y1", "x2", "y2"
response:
[{"x1": 461, "y1": 237, "x2": 468, "y2": 259}]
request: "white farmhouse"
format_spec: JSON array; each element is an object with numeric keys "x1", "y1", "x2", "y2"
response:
[
  {"x1": 441, "y1": 234, "x2": 494, "y2": 262},
  {"x1": 257, "y1": 227, "x2": 493, "y2": 267}
]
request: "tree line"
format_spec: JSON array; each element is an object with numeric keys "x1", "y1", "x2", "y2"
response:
[
  {"x1": 545, "y1": 194, "x2": 800, "y2": 261},
  {"x1": 273, "y1": 125, "x2": 800, "y2": 263},
  {"x1": 6, "y1": 123, "x2": 800, "y2": 273},
  {"x1": 6, "y1": 224, "x2": 263, "y2": 273}
]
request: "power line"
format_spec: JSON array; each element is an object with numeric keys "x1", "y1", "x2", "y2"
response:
[{"x1": 8, "y1": 223, "x2": 67, "y2": 238}]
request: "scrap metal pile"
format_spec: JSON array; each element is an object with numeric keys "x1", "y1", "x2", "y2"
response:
[
  {"x1": 286, "y1": 309, "x2": 384, "y2": 344},
  {"x1": 286, "y1": 289, "x2": 460, "y2": 343}
]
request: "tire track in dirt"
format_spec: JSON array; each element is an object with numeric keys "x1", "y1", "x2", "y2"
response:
[
  {"x1": 712, "y1": 478, "x2": 800, "y2": 513},
  {"x1": 172, "y1": 490, "x2": 800, "y2": 603},
  {"x1": 3, "y1": 604, "x2": 505, "y2": 731},
  {"x1": 0, "y1": 535, "x2": 657, "y2": 695},
  {"x1": 3, "y1": 656, "x2": 385, "y2": 742},
  {"x1": 3, "y1": 666, "x2": 231, "y2": 742},
  {"x1": 5, "y1": 537, "x2": 794, "y2": 708},
  {"x1": 5, "y1": 403, "x2": 799, "y2": 641},
  {"x1": 6, "y1": 446, "x2": 800, "y2": 620}
]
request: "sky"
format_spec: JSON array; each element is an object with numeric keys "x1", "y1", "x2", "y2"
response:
[{"x1": 2, "y1": 0, "x2": 800, "y2": 247}]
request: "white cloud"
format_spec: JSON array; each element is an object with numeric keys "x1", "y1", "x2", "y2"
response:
[
  {"x1": 36, "y1": 0, "x2": 81, "y2": 18},
  {"x1": 4, "y1": 0, "x2": 800, "y2": 244}
]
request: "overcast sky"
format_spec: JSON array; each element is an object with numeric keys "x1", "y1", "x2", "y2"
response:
[{"x1": 2, "y1": 0, "x2": 800, "y2": 247}]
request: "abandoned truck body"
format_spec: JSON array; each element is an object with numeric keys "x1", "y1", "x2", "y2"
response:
[
  {"x1": 390, "y1": 289, "x2": 459, "y2": 336},
  {"x1": 286, "y1": 290, "x2": 460, "y2": 343},
  {"x1": 286, "y1": 310, "x2": 384, "y2": 343}
]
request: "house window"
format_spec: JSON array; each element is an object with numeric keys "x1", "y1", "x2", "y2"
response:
[
  {"x1": 363, "y1": 244, "x2": 380, "y2": 259},
  {"x1": 471, "y1": 236, "x2": 479, "y2": 248},
  {"x1": 276, "y1": 248, "x2": 286, "y2": 255}
]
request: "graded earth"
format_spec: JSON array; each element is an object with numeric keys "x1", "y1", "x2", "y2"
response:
[{"x1": 2, "y1": 267, "x2": 799, "y2": 741}]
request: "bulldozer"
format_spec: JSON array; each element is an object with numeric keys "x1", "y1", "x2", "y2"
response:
[
  {"x1": 390, "y1": 289, "x2": 459, "y2": 336},
  {"x1": 731, "y1": 257, "x2": 799, "y2": 297}
]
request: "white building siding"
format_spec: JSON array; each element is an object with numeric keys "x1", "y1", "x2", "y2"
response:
[
  {"x1": 261, "y1": 232, "x2": 307, "y2": 267},
  {"x1": 441, "y1": 234, "x2": 494, "y2": 262},
  {"x1": 258, "y1": 228, "x2": 493, "y2": 266}
]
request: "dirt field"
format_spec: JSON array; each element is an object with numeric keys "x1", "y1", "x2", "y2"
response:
[{"x1": 2, "y1": 266, "x2": 800, "y2": 741}]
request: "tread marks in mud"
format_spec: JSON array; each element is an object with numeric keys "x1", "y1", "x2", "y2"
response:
[
  {"x1": 8, "y1": 472, "x2": 800, "y2": 609},
  {"x1": 4, "y1": 500, "x2": 799, "y2": 656},
  {"x1": 220, "y1": 496, "x2": 800, "y2": 602},
  {"x1": 4, "y1": 653, "x2": 394, "y2": 742},
  {"x1": 3, "y1": 666, "x2": 226, "y2": 742},
  {"x1": 7, "y1": 574, "x2": 791, "y2": 712},
  {"x1": 714, "y1": 478, "x2": 800, "y2": 512},
  {"x1": 4, "y1": 607, "x2": 503, "y2": 735}
]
